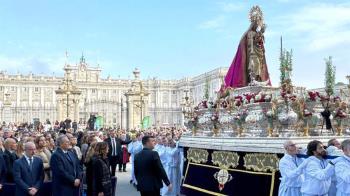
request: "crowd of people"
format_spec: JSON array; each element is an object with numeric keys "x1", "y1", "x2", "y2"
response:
[
  {"x1": 279, "y1": 138, "x2": 350, "y2": 196},
  {"x1": 0, "y1": 120, "x2": 188, "y2": 196}
]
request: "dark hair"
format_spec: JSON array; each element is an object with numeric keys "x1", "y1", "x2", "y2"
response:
[
  {"x1": 142, "y1": 135, "x2": 155, "y2": 145},
  {"x1": 34, "y1": 136, "x2": 46, "y2": 148},
  {"x1": 307, "y1": 140, "x2": 322, "y2": 156},
  {"x1": 94, "y1": 142, "x2": 109, "y2": 159}
]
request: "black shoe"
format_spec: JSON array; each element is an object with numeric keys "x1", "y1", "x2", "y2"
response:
[
  {"x1": 129, "y1": 180, "x2": 133, "y2": 184},
  {"x1": 119, "y1": 169, "x2": 122, "y2": 172},
  {"x1": 123, "y1": 169, "x2": 127, "y2": 172}
]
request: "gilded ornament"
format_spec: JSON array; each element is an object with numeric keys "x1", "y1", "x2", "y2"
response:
[
  {"x1": 187, "y1": 148, "x2": 209, "y2": 164},
  {"x1": 243, "y1": 153, "x2": 279, "y2": 172}
]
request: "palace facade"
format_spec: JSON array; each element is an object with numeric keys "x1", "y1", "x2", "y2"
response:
[{"x1": 0, "y1": 56, "x2": 227, "y2": 129}]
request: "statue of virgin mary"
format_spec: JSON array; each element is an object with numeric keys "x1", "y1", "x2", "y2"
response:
[{"x1": 224, "y1": 6, "x2": 271, "y2": 88}]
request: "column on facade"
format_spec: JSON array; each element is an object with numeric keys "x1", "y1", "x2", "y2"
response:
[
  {"x1": 40, "y1": 87, "x2": 44, "y2": 107},
  {"x1": 127, "y1": 97, "x2": 134, "y2": 130},
  {"x1": 29, "y1": 87, "x2": 33, "y2": 121},
  {"x1": 16, "y1": 87, "x2": 21, "y2": 122},
  {"x1": 74, "y1": 98, "x2": 79, "y2": 121},
  {"x1": 57, "y1": 97, "x2": 62, "y2": 121}
]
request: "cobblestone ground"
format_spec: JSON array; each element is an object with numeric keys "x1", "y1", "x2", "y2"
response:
[{"x1": 115, "y1": 164, "x2": 139, "y2": 196}]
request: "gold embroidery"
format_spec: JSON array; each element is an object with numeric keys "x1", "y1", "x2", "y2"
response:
[
  {"x1": 187, "y1": 148, "x2": 209, "y2": 164},
  {"x1": 211, "y1": 151, "x2": 240, "y2": 169},
  {"x1": 182, "y1": 162, "x2": 275, "y2": 196},
  {"x1": 243, "y1": 153, "x2": 279, "y2": 172}
]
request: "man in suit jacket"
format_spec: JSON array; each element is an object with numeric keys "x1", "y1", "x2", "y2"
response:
[
  {"x1": 3, "y1": 138, "x2": 18, "y2": 182},
  {"x1": 105, "y1": 129, "x2": 130, "y2": 175},
  {"x1": 13, "y1": 142, "x2": 44, "y2": 196},
  {"x1": 0, "y1": 154, "x2": 6, "y2": 191},
  {"x1": 134, "y1": 135, "x2": 172, "y2": 196},
  {"x1": 50, "y1": 134, "x2": 83, "y2": 196}
]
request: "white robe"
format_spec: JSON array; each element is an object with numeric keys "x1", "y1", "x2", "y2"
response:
[
  {"x1": 335, "y1": 155, "x2": 350, "y2": 196},
  {"x1": 128, "y1": 140, "x2": 143, "y2": 184},
  {"x1": 301, "y1": 156, "x2": 334, "y2": 196},
  {"x1": 155, "y1": 145, "x2": 169, "y2": 195},
  {"x1": 278, "y1": 154, "x2": 305, "y2": 196},
  {"x1": 164, "y1": 146, "x2": 181, "y2": 196}
]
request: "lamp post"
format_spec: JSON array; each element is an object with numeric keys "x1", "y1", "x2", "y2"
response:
[
  {"x1": 181, "y1": 89, "x2": 192, "y2": 126},
  {"x1": 121, "y1": 97, "x2": 123, "y2": 129},
  {"x1": 66, "y1": 91, "x2": 70, "y2": 118},
  {"x1": 140, "y1": 92, "x2": 144, "y2": 125}
]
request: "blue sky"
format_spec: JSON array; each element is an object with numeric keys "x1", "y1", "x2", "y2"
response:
[{"x1": 0, "y1": 0, "x2": 349, "y2": 88}]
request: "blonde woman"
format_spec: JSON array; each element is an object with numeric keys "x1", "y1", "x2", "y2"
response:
[
  {"x1": 35, "y1": 135, "x2": 52, "y2": 181},
  {"x1": 86, "y1": 142, "x2": 112, "y2": 196},
  {"x1": 15, "y1": 140, "x2": 24, "y2": 158},
  {"x1": 84, "y1": 142, "x2": 98, "y2": 166}
]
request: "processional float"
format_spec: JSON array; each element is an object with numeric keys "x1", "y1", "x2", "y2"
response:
[{"x1": 179, "y1": 5, "x2": 350, "y2": 196}]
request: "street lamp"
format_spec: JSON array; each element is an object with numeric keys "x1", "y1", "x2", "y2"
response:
[
  {"x1": 121, "y1": 97, "x2": 123, "y2": 129},
  {"x1": 181, "y1": 89, "x2": 193, "y2": 125},
  {"x1": 66, "y1": 91, "x2": 71, "y2": 118},
  {"x1": 140, "y1": 92, "x2": 144, "y2": 125}
]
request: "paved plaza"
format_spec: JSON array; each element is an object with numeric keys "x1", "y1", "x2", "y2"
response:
[{"x1": 115, "y1": 164, "x2": 139, "y2": 196}]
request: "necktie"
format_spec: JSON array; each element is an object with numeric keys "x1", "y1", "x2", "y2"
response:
[
  {"x1": 66, "y1": 152, "x2": 72, "y2": 162},
  {"x1": 293, "y1": 157, "x2": 298, "y2": 167},
  {"x1": 112, "y1": 138, "x2": 116, "y2": 156},
  {"x1": 29, "y1": 158, "x2": 33, "y2": 171}
]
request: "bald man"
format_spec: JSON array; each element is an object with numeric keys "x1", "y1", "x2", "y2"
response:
[
  {"x1": 279, "y1": 140, "x2": 308, "y2": 196},
  {"x1": 3, "y1": 138, "x2": 18, "y2": 182},
  {"x1": 13, "y1": 142, "x2": 44, "y2": 196}
]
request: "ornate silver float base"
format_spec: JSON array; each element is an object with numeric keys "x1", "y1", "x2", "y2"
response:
[{"x1": 179, "y1": 135, "x2": 350, "y2": 154}]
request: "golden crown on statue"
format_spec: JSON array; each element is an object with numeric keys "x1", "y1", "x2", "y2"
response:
[{"x1": 249, "y1": 5, "x2": 264, "y2": 24}]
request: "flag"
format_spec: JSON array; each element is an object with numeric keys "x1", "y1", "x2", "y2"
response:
[
  {"x1": 141, "y1": 116, "x2": 151, "y2": 129},
  {"x1": 95, "y1": 116, "x2": 104, "y2": 130}
]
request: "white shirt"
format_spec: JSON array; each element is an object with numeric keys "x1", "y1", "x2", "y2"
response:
[
  {"x1": 335, "y1": 155, "x2": 350, "y2": 195},
  {"x1": 24, "y1": 154, "x2": 34, "y2": 167},
  {"x1": 301, "y1": 156, "x2": 334, "y2": 195},
  {"x1": 111, "y1": 137, "x2": 116, "y2": 156}
]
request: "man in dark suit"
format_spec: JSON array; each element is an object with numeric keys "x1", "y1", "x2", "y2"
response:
[
  {"x1": 134, "y1": 135, "x2": 172, "y2": 196},
  {"x1": 13, "y1": 142, "x2": 44, "y2": 196},
  {"x1": 72, "y1": 120, "x2": 78, "y2": 133},
  {"x1": 105, "y1": 129, "x2": 130, "y2": 175},
  {"x1": 3, "y1": 138, "x2": 19, "y2": 182},
  {"x1": 0, "y1": 154, "x2": 6, "y2": 191},
  {"x1": 50, "y1": 134, "x2": 83, "y2": 196}
]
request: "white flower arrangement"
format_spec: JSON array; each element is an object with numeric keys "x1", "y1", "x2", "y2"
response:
[
  {"x1": 266, "y1": 110, "x2": 274, "y2": 117},
  {"x1": 255, "y1": 94, "x2": 262, "y2": 101},
  {"x1": 265, "y1": 95, "x2": 271, "y2": 101}
]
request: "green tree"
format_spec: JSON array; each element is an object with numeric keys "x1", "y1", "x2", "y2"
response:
[
  {"x1": 280, "y1": 49, "x2": 293, "y2": 85},
  {"x1": 325, "y1": 56, "x2": 336, "y2": 96}
]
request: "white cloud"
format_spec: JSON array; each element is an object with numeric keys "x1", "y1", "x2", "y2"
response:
[
  {"x1": 198, "y1": 15, "x2": 226, "y2": 30},
  {"x1": 280, "y1": 2, "x2": 350, "y2": 51},
  {"x1": 0, "y1": 55, "x2": 65, "y2": 75},
  {"x1": 218, "y1": 2, "x2": 245, "y2": 12},
  {"x1": 198, "y1": 2, "x2": 246, "y2": 30}
]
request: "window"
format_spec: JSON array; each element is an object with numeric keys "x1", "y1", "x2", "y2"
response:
[
  {"x1": 11, "y1": 87, "x2": 16, "y2": 91},
  {"x1": 92, "y1": 89, "x2": 96, "y2": 93},
  {"x1": 172, "y1": 90, "x2": 176, "y2": 94},
  {"x1": 103, "y1": 89, "x2": 107, "y2": 93},
  {"x1": 34, "y1": 87, "x2": 39, "y2": 92},
  {"x1": 0, "y1": 86, "x2": 3, "y2": 91},
  {"x1": 113, "y1": 90, "x2": 117, "y2": 93}
]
